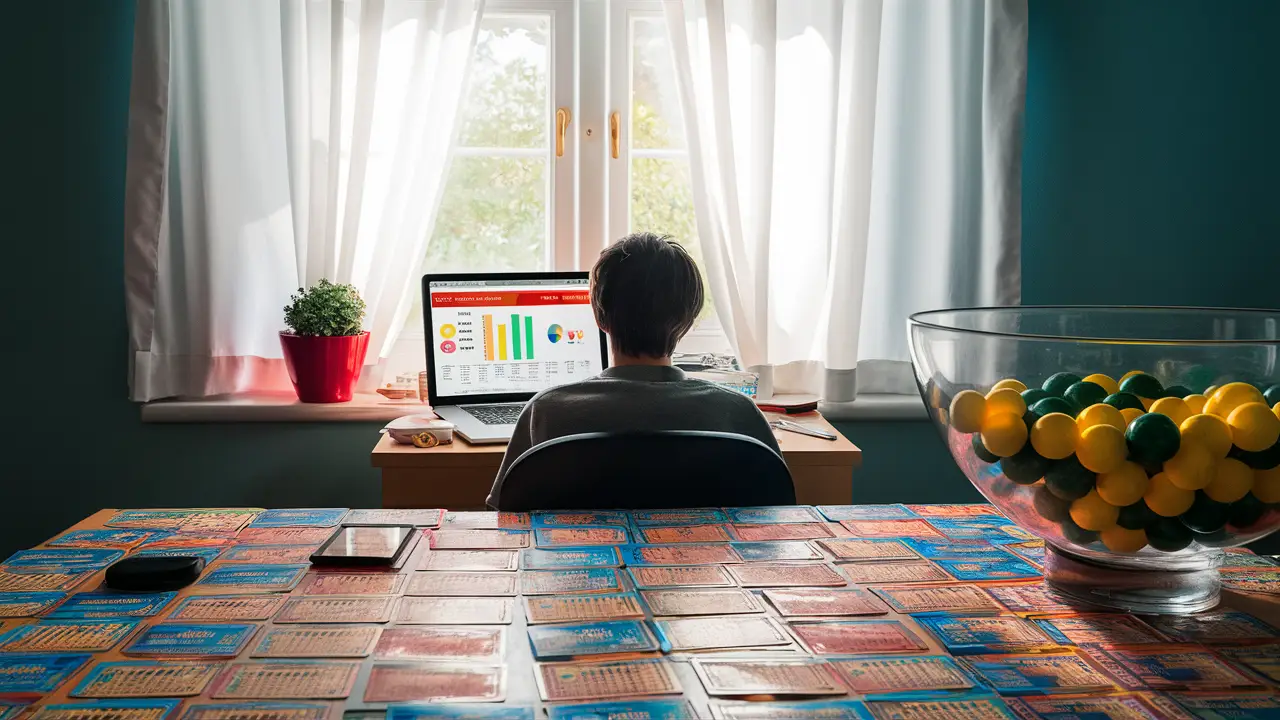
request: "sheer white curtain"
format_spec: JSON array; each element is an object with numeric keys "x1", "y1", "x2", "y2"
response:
[
  {"x1": 665, "y1": 0, "x2": 1026, "y2": 401},
  {"x1": 125, "y1": 0, "x2": 483, "y2": 401}
]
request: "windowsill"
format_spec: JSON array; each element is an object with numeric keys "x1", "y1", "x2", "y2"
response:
[
  {"x1": 141, "y1": 392, "x2": 427, "y2": 424},
  {"x1": 819, "y1": 394, "x2": 927, "y2": 422},
  {"x1": 143, "y1": 390, "x2": 927, "y2": 423}
]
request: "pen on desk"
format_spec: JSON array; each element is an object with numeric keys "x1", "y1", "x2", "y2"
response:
[{"x1": 770, "y1": 419, "x2": 838, "y2": 441}]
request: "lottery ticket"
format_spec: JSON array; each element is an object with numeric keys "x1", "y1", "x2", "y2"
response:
[
  {"x1": 836, "y1": 562, "x2": 952, "y2": 585},
  {"x1": 47, "y1": 529, "x2": 154, "y2": 550},
  {"x1": 731, "y1": 542, "x2": 824, "y2": 562},
  {"x1": 816, "y1": 539, "x2": 920, "y2": 562},
  {"x1": 818, "y1": 505, "x2": 920, "y2": 522},
  {"x1": 0, "y1": 653, "x2": 91, "y2": 694},
  {"x1": 789, "y1": 621, "x2": 930, "y2": 655},
  {"x1": 26, "y1": 699, "x2": 182, "y2": 720},
  {"x1": 407, "y1": 571, "x2": 518, "y2": 596},
  {"x1": 418, "y1": 550, "x2": 519, "y2": 572},
  {"x1": 442, "y1": 512, "x2": 530, "y2": 529},
  {"x1": 273, "y1": 596, "x2": 397, "y2": 624},
  {"x1": 870, "y1": 585, "x2": 1005, "y2": 615},
  {"x1": 983, "y1": 583, "x2": 1096, "y2": 615},
  {"x1": 123, "y1": 623, "x2": 258, "y2": 657},
  {"x1": 534, "y1": 527, "x2": 630, "y2": 547},
  {"x1": 220, "y1": 545, "x2": 317, "y2": 564},
  {"x1": 533, "y1": 512, "x2": 629, "y2": 527},
  {"x1": 520, "y1": 569, "x2": 623, "y2": 595},
  {"x1": 762, "y1": 588, "x2": 890, "y2": 618},
  {"x1": 710, "y1": 699, "x2": 875, "y2": 719},
  {"x1": 50, "y1": 592, "x2": 176, "y2": 619},
  {"x1": 396, "y1": 596, "x2": 514, "y2": 625},
  {"x1": 639, "y1": 525, "x2": 733, "y2": 544},
  {"x1": 628, "y1": 566, "x2": 736, "y2": 589},
  {"x1": 194, "y1": 564, "x2": 308, "y2": 593},
  {"x1": 652, "y1": 616, "x2": 791, "y2": 651},
  {"x1": 1143, "y1": 609, "x2": 1280, "y2": 644},
  {"x1": 374, "y1": 626, "x2": 504, "y2": 662},
  {"x1": 914, "y1": 615, "x2": 1058, "y2": 655},
  {"x1": 343, "y1": 509, "x2": 445, "y2": 527},
  {"x1": 209, "y1": 661, "x2": 359, "y2": 699},
  {"x1": 1004, "y1": 694, "x2": 1169, "y2": 720},
  {"x1": 692, "y1": 658, "x2": 846, "y2": 696},
  {"x1": 1219, "y1": 644, "x2": 1280, "y2": 684},
  {"x1": 0, "y1": 568, "x2": 92, "y2": 593},
  {"x1": 631, "y1": 509, "x2": 729, "y2": 526},
  {"x1": 0, "y1": 618, "x2": 139, "y2": 652},
  {"x1": 828, "y1": 655, "x2": 978, "y2": 696},
  {"x1": 535, "y1": 658, "x2": 681, "y2": 702},
  {"x1": 177, "y1": 702, "x2": 332, "y2": 720},
  {"x1": 931, "y1": 557, "x2": 1041, "y2": 582},
  {"x1": 839, "y1": 520, "x2": 946, "y2": 539},
  {"x1": 168, "y1": 595, "x2": 286, "y2": 622},
  {"x1": 641, "y1": 589, "x2": 763, "y2": 617},
  {"x1": 865, "y1": 694, "x2": 1016, "y2": 719},
  {"x1": 906, "y1": 504, "x2": 1004, "y2": 517},
  {"x1": 527, "y1": 620, "x2": 659, "y2": 659},
  {"x1": 1082, "y1": 644, "x2": 1261, "y2": 691},
  {"x1": 247, "y1": 509, "x2": 347, "y2": 528},
  {"x1": 431, "y1": 530, "x2": 529, "y2": 550},
  {"x1": 250, "y1": 626, "x2": 380, "y2": 658},
  {"x1": 525, "y1": 592, "x2": 646, "y2": 625},
  {"x1": 363, "y1": 663, "x2": 505, "y2": 703},
  {"x1": 726, "y1": 563, "x2": 847, "y2": 588},
  {"x1": 1220, "y1": 567, "x2": 1280, "y2": 595},
  {"x1": 1032, "y1": 614, "x2": 1166, "y2": 646},
  {"x1": 71, "y1": 661, "x2": 223, "y2": 698},
  {"x1": 726, "y1": 507, "x2": 822, "y2": 524},
  {"x1": 618, "y1": 544, "x2": 742, "y2": 566},
  {"x1": 732, "y1": 524, "x2": 834, "y2": 542},
  {"x1": 0, "y1": 591, "x2": 66, "y2": 618},
  {"x1": 299, "y1": 573, "x2": 406, "y2": 596},
  {"x1": 4, "y1": 548, "x2": 124, "y2": 571},
  {"x1": 961, "y1": 652, "x2": 1120, "y2": 695},
  {"x1": 235, "y1": 528, "x2": 336, "y2": 546},
  {"x1": 520, "y1": 547, "x2": 621, "y2": 570}
]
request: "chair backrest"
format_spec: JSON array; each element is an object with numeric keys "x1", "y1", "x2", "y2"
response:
[{"x1": 493, "y1": 430, "x2": 796, "y2": 512}]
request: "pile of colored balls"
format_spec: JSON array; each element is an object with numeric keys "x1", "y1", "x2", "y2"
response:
[{"x1": 949, "y1": 372, "x2": 1280, "y2": 554}]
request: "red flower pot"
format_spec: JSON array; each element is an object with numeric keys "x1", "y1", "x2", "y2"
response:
[{"x1": 279, "y1": 331, "x2": 371, "y2": 403}]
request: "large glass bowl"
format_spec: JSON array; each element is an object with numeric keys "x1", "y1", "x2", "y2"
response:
[{"x1": 909, "y1": 306, "x2": 1280, "y2": 614}]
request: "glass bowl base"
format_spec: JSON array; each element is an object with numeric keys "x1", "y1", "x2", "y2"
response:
[{"x1": 1044, "y1": 544, "x2": 1223, "y2": 615}]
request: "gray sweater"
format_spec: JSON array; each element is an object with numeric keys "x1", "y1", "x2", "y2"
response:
[{"x1": 487, "y1": 365, "x2": 781, "y2": 508}]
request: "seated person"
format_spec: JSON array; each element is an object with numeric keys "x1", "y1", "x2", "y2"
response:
[{"x1": 487, "y1": 232, "x2": 781, "y2": 508}]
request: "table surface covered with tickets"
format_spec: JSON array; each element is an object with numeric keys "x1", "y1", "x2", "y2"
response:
[{"x1": 5, "y1": 505, "x2": 1280, "y2": 719}]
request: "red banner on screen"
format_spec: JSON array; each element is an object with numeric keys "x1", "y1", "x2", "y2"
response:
[{"x1": 431, "y1": 291, "x2": 590, "y2": 308}]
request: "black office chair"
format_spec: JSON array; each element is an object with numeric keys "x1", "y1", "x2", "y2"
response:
[{"x1": 492, "y1": 430, "x2": 796, "y2": 512}]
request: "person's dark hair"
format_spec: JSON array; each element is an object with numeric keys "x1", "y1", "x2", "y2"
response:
[{"x1": 591, "y1": 232, "x2": 704, "y2": 358}]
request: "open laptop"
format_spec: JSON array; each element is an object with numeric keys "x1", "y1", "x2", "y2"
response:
[{"x1": 422, "y1": 272, "x2": 610, "y2": 443}]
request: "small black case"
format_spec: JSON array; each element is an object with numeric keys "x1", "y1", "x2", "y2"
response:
[{"x1": 104, "y1": 556, "x2": 205, "y2": 592}]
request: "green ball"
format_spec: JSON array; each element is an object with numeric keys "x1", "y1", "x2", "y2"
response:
[
  {"x1": 1034, "y1": 485, "x2": 1072, "y2": 523},
  {"x1": 1117, "y1": 501, "x2": 1157, "y2": 531},
  {"x1": 1265, "y1": 385, "x2": 1280, "y2": 406},
  {"x1": 1045, "y1": 456, "x2": 1096, "y2": 501},
  {"x1": 1030, "y1": 396, "x2": 1078, "y2": 420},
  {"x1": 1229, "y1": 494, "x2": 1267, "y2": 530},
  {"x1": 1061, "y1": 517, "x2": 1100, "y2": 546},
  {"x1": 1162, "y1": 384, "x2": 1191, "y2": 399},
  {"x1": 1001, "y1": 445, "x2": 1050, "y2": 485},
  {"x1": 1125, "y1": 412, "x2": 1181, "y2": 467},
  {"x1": 1180, "y1": 491, "x2": 1230, "y2": 534},
  {"x1": 1232, "y1": 441, "x2": 1280, "y2": 471},
  {"x1": 1120, "y1": 372, "x2": 1164, "y2": 400},
  {"x1": 1043, "y1": 372, "x2": 1084, "y2": 398},
  {"x1": 1064, "y1": 381, "x2": 1108, "y2": 411},
  {"x1": 1147, "y1": 517, "x2": 1193, "y2": 552},
  {"x1": 1021, "y1": 388, "x2": 1052, "y2": 407},
  {"x1": 972, "y1": 433, "x2": 1000, "y2": 464},
  {"x1": 1103, "y1": 392, "x2": 1145, "y2": 411}
]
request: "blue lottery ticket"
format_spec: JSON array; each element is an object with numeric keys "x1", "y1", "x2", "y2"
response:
[
  {"x1": 818, "y1": 505, "x2": 920, "y2": 522},
  {"x1": 520, "y1": 547, "x2": 622, "y2": 570},
  {"x1": 50, "y1": 591, "x2": 176, "y2": 618},
  {"x1": 533, "y1": 511, "x2": 630, "y2": 527},
  {"x1": 548, "y1": 699, "x2": 698, "y2": 720},
  {"x1": 0, "y1": 592, "x2": 66, "y2": 618},
  {"x1": 1164, "y1": 692, "x2": 1280, "y2": 718},
  {"x1": 196, "y1": 564, "x2": 308, "y2": 590},
  {"x1": 247, "y1": 508, "x2": 348, "y2": 528},
  {"x1": 630, "y1": 509, "x2": 729, "y2": 526},
  {"x1": 527, "y1": 619, "x2": 659, "y2": 659},
  {"x1": 903, "y1": 539, "x2": 1009, "y2": 560},
  {"x1": 730, "y1": 542, "x2": 823, "y2": 561},
  {"x1": 131, "y1": 546, "x2": 225, "y2": 564},
  {"x1": 125, "y1": 622, "x2": 257, "y2": 657},
  {"x1": 0, "y1": 653, "x2": 91, "y2": 694},
  {"x1": 932, "y1": 557, "x2": 1042, "y2": 582},
  {"x1": 30, "y1": 699, "x2": 182, "y2": 718},
  {"x1": 915, "y1": 615, "x2": 1057, "y2": 655},
  {"x1": 47, "y1": 529, "x2": 155, "y2": 548},
  {"x1": 726, "y1": 506, "x2": 821, "y2": 523},
  {"x1": 3, "y1": 548, "x2": 124, "y2": 570}
]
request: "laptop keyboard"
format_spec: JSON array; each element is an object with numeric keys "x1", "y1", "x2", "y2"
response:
[{"x1": 463, "y1": 404, "x2": 523, "y2": 425}]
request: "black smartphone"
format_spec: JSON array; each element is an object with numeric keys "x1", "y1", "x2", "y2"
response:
[{"x1": 310, "y1": 525, "x2": 416, "y2": 567}]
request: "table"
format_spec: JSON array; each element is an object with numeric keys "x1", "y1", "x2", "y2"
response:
[
  {"x1": 6, "y1": 505, "x2": 1280, "y2": 718},
  {"x1": 372, "y1": 412, "x2": 862, "y2": 510}
]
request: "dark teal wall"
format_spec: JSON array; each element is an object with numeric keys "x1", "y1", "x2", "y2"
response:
[{"x1": 4, "y1": 1, "x2": 1278, "y2": 553}]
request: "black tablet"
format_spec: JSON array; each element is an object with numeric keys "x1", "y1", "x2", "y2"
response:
[{"x1": 310, "y1": 525, "x2": 416, "y2": 567}]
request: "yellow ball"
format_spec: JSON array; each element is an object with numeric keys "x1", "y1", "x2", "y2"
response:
[
  {"x1": 1254, "y1": 466, "x2": 1280, "y2": 504},
  {"x1": 985, "y1": 387, "x2": 1028, "y2": 419},
  {"x1": 1077, "y1": 403, "x2": 1127, "y2": 432},
  {"x1": 1145, "y1": 472, "x2": 1195, "y2": 517},
  {"x1": 992, "y1": 378, "x2": 1027, "y2": 393},
  {"x1": 1076, "y1": 424, "x2": 1127, "y2": 474},
  {"x1": 1180, "y1": 413, "x2": 1233, "y2": 459},
  {"x1": 1149, "y1": 397, "x2": 1192, "y2": 427},
  {"x1": 1164, "y1": 441, "x2": 1216, "y2": 491},
  {"x1": 1119, "y1": 370, "x2": 1144, "y2": 385},
  {"x1": 1205, "y1": 382, "x2": 1265, "y2": 418},
  {"x1": 1101, "y1": 526, "x2": 1148, "y2": 553},
  {"x1": 1204, "y1": 458, "x2": 1253, "y2": 503},
  {"x1": 1096, "y1": 462, "x2": 1150, "y2": 507},
  {"x1": 1070, "y1": 490, "x2": 1120, "y2": 531},
  {"x1": 1083, "y1": 373, "x2": 1120, "y2": 396},
  {"x1": 981, "y1": 412, "x2": 1028, "y2": 458},
  {"x1": 1140, "y1": 397, "x2": 1155, "y2": 411},
  {"x1": 1274, "y1": 402, "x2": 1280, "y2": 421},
  {"x1": 1228, "y1": 402, "x2": 1280, "y2": 453},
  {"x1": 1120, "y1": 408, "x2": 1145, "y2": 428},
  {"x1": 1184, "y1": 394, "x2": 1208, "y2": 415},
  {"x1": 1031, "y1": 413, "x2": 1079, "y2": 460},
  {"x1": 949, "y1": 390, "x2": 987, "y2": 433},
  {"x1": 1204, "y1": 384, "x2": 1219, "y2": 397}
]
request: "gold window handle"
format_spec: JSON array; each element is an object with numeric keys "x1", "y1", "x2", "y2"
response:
[
  {"x1": 555, "y1": 108, "x2": 571, "y2": 158},
  {"x1": 610, "y1": 111, "x2": 620, "y2": 159}
]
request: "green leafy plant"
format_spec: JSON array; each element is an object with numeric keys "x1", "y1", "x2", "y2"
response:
[{"x1": 283, "y1": 279, "x2": 367, "y2": 337}]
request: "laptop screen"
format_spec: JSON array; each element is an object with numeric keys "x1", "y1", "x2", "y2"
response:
[{"x1": 426, "y1": 276, "x2": 606, "y2": 399}]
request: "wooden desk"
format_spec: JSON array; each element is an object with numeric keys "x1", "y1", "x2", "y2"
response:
[{"x1": 372, "y1": 413, "x2": 862, "y2": 509}]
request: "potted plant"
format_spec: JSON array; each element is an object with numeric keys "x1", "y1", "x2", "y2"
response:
[{"x1": 280, "y1": 279, "x2": 370, "y2": 403}]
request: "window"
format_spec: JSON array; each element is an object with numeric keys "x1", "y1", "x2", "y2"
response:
[{"x1": 388, "y1": 0, "x2": 726, "y2": 381}]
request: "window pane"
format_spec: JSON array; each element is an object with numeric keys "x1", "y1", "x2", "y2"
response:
[
  {"x1": 424, "y1": 155, "x2": 548, "y2": 273},
  {"x1": 631, "y1": 17, "x2": 684, "y2": 150},
  {"x1": 630, "y1": 157, "x2": 713, "y2": 321},
  {"x1": 458, "y1": 16, "x2": 549, "y2": 149}
]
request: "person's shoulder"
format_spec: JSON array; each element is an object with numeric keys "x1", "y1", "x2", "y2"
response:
[
  {"x1": 527, "y1": 376, "x2": 604, "y2": 405},
  {"x1": 681, "y1": 377, "x2": 762, "y2": 409}
]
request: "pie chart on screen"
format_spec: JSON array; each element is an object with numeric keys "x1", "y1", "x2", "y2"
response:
[{"x1": 547, "y1": 324, "x2": 564, "y2": 343}]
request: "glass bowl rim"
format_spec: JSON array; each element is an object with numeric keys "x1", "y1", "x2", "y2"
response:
[{"x1": 909, "y1": 305, "x2": 1280, "y2": 345}]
